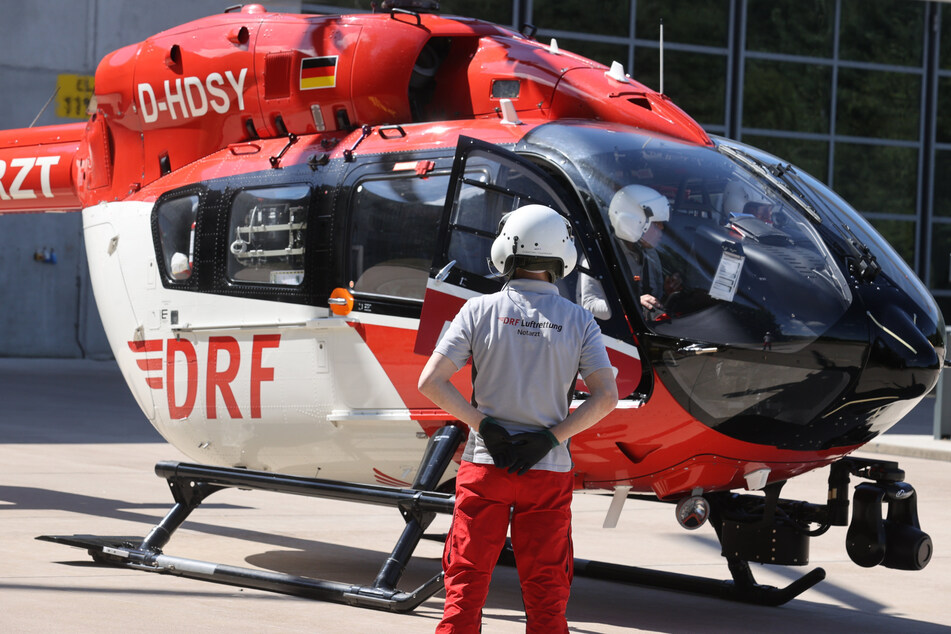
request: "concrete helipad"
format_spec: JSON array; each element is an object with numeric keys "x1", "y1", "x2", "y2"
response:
[{"x1": 2, "y1": 358, "x2": 950, "y2": 633}]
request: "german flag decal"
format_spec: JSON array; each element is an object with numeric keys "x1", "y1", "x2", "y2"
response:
[{"x1": 300, "y1": 56, "x2": 338, "y2": 90}]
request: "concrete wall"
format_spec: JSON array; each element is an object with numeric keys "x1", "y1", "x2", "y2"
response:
[
  {"x1": 0, "y1": 213, "x2": 104, "y2": 358},
  {"x1": 0, "y1": 0, "x2": 300, "y2": 357}
]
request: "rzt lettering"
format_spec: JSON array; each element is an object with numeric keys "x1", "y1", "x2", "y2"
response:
[
  {"x1": 0, "y1": 156, "x2": 60, "y2": 201},
  {"x1": 132, "y1": 334, "x2": 280, "y2": 420},
  {"x1": 137, "y1": 69, "x2": 249, "y2": 124}
]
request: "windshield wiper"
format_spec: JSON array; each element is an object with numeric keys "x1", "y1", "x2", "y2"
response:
[
  {"x1": 769, "y1": 163, "x2": 881, "y2": 281},
  {"x1": 768, "y1": 162, "x2": 824, "y2": 213},
  {"x1": 717, "y1": 144, "x2": 822, "y2": 224}
]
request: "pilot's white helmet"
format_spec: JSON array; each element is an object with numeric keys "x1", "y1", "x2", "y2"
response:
[
  {"x1": 490, "y1": 204, "x2": 577, "y2": 280},
  {"x1": 169, "y1": 251, "x2": 191, "y2": 279},
  {"x1": 608, "y1": 185, "x2": 670, "y2": 243}
]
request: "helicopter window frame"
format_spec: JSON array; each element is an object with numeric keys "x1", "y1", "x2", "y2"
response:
[
  {"x1": 346, "y1": 170, "x2": 458, "y2": 303},
  {"x1": 433, "y1": 138, "x2": 632, "y2": 324},
  {"x1": 224, "y1": 184, "x2": 312, "y2": 287},
  {"x1": 153, "y1": 187, "x2": 205, "y2": 287},
  {"x1": 434, "y1": 147, "x2": 585, "y2": 299}
]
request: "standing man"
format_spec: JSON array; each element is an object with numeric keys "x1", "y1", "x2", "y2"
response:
[{"x1": 418, "y1": 204, "x2": 618, "y2": 633}]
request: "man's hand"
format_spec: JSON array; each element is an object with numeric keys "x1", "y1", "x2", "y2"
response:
[
  {"x1": 507, "y1": 430, "x2": 559, "y2": 475},
  {"x1": 640, "y1": 293, "x2": 662, "y2": 311},
  {"x1": 479, "y1": 417, "x2": 517, "y2": 469}
]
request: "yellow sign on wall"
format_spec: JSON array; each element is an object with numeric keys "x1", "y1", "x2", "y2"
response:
[{"x1": 56, "y1": 74, "x2": 95, "y2": 120}]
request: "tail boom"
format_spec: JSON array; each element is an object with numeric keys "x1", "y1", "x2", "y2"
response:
[{"x1": 0, "y1": 123, "x2": 84, "y2": 213}]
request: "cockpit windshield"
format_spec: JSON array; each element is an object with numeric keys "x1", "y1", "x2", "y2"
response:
[{"x1": 522, "y1": 123, "x2": 852, "y2": 351}]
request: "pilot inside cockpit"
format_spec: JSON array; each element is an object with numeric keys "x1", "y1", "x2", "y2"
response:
[
  {"x1": 721, "y1": 179, "x2": 798, "y2": 237},
  {"x1": 580, "y1": 185, "x2": 679, "y2": 320},
  {"x1": 723, "y1": 180, "x2": 777, "y2": 222}
]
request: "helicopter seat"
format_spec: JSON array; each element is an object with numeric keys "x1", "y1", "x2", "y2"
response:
[{"x1": 354, "y1": 260, "x2": 430, "y2": 300}]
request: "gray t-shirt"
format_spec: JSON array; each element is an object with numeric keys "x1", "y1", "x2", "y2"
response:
[{"x1": 434, "y1": 278, "x2": 612, "y2": 472}]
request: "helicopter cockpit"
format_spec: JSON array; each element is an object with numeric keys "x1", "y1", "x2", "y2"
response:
[
  {"x1": 510, "y1": 121, "x2": 941, "y2": 447},
  {"x1": 522, "y1": 123, "x2": 853, "y2": 353}
]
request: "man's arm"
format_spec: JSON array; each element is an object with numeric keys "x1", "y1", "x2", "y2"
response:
[
  {"x1": 505, "y1": 366, "x2": 618, "y2": 475},
  {"x1": 417, "y1": 352, "x2": 484, "y2": 430},
  {"x1": 548, "y1": 367, "x2": 618, "y2": 443},
  {"x1": 579, "y1": 273, "x2": 612, "y2": 320}
]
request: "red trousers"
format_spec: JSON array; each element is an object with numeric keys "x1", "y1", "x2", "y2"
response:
[{"x1": 437, "y1": 461, "x2": 574, "y2": 634}]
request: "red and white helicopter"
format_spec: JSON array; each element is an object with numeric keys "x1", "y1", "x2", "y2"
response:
[{"x1": 1, "y1": 2, "x2": 945, "y2": 611}]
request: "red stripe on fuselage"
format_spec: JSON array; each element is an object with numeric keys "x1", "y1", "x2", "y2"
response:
[
  {"x1": 128, "y1": 339, "x2": 164, "y2": 353},
  {"x1": 358, "y1": 323, "x2": 472, "y2": 411},
  {"x1": 136, "y1": 358, "x2": 163, "y2": 372}
]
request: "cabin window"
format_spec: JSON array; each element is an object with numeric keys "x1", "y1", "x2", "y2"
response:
[
  {"x1": 156, "y1": 194, "x2": 199, "y2": 281},
  {"x1": 349, "y1": 174, "x2": 449, "y2": 300},
  {"x1": 226, "y1": 185, "x2": 310, "y2": 285}
]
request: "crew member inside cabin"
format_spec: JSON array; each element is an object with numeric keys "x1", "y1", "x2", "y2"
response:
[
  {"x1": 580, "y1": 184, "x2": 677, "y2": 321},
  {"x1": 418, "y1": 204, "x2": 618, "y2": 633}
]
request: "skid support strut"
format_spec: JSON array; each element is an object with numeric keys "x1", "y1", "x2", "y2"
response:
[{"x1": 39, "y1": 424, "x2": 464, "y2": 612}]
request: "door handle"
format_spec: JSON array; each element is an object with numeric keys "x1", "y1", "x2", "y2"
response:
[{"x1": 435, "y1": 260, "x2": 456, "y2": 282}]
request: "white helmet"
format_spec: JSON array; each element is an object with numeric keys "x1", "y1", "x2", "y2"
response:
[
  {"x1": 608, "y1": 185, "x2": 670, "y2": 243},
  {"x1": 169, "y1": 251, "x2": 191, "y2": 279},
  {"x1": 490, "y1": 204, "x2": 577, "y2": 280}
]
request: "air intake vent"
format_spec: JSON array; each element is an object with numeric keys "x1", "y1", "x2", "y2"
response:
[
  {"x1": 628, "y1": 96, "x2": 652, "y2": 111},
  {"x1": 265, "y1": 52, "x2": 294, "y2": 100}
]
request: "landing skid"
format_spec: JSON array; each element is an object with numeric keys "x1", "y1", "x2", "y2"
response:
[
  {"x1": 38, "y1": 532, "x2": 444, "y2": 610},
  {"x1": 40, "y1": 424, "x2": 464, "y2": 613},
  {"x1": 572, "y1": 557, "x2": 825, "y2": 607},
  {"x1": 39, "y1": 423, "x2": 830, "y2": 611},
  {"x1": 496, "y1": 541, "x2": 824, "y2": 607}
]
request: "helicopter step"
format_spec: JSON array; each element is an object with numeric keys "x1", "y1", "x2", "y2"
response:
[{"x1": 38, "y1": 424, "x2": 464, "y2": 613}]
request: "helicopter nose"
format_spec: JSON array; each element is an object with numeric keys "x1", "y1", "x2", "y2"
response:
[
  {"x1": 857, "y1": 299, "x2": 943, "y2": 404},
  {"x1": 867, "y1": 303, "x2": 940, "y2": 372},
  {"x1": 813, "y1": 295, "x2": 944, "y2": 445}
]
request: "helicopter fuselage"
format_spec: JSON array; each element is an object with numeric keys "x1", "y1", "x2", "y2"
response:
[{"x1": 0, "y1": 6, "x2": 944, "y2": 504}]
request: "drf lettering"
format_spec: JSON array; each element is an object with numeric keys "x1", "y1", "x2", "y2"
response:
[{"x1": 164, "y1": 334, "x2": 281, "y2": 420}]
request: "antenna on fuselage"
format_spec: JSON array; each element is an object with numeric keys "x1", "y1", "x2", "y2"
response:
[
  {"x1": 659, "y1": 19, "x2": 664, "y2": 95},
  {"x1": 29, "y1": 86, "x2": 60, "y2": 128}
]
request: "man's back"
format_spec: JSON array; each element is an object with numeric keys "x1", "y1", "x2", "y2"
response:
[{"x1": 435, "y1": 277, "x2": 607, "y2": 471}]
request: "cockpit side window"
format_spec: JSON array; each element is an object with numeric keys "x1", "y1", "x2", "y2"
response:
[
  {"x1": 446, "y1": 155, "x2": 583, "y2": 286},
  {"x1": 445, "y1": 160, "x2": 527, "y2": 283},
  {"x1": 226, "y1": 185, "x2": 310, "y2": 286},
  {"x1": 156, "y1": 194, "x2": 199, "y2": 282},
  {"x1": 348, "y1": 174, "x2": 448, "y2": 301}
]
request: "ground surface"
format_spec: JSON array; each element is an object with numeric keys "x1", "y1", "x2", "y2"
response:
[{"x1": 2, "y1": 358, "x2": 950, "y2": 633}]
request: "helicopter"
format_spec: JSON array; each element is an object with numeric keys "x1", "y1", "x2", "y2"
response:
[{"x1": 0, "y1": 1, "x2": 945, "y2": 613}]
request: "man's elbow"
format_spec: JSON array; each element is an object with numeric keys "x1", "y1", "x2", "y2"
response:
[
  {"x1": 593, "y1": 381, "x2": 619, "y2": 418},
  {"x1": 600, "y1": 389, "x2": 619, "y2": 417},
  {"x1": 417, "y1": 372, "x2": 435, "y2": 399},
  {"x1": 418, "y1": 364, "x2": 447, "y2": 402}
]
